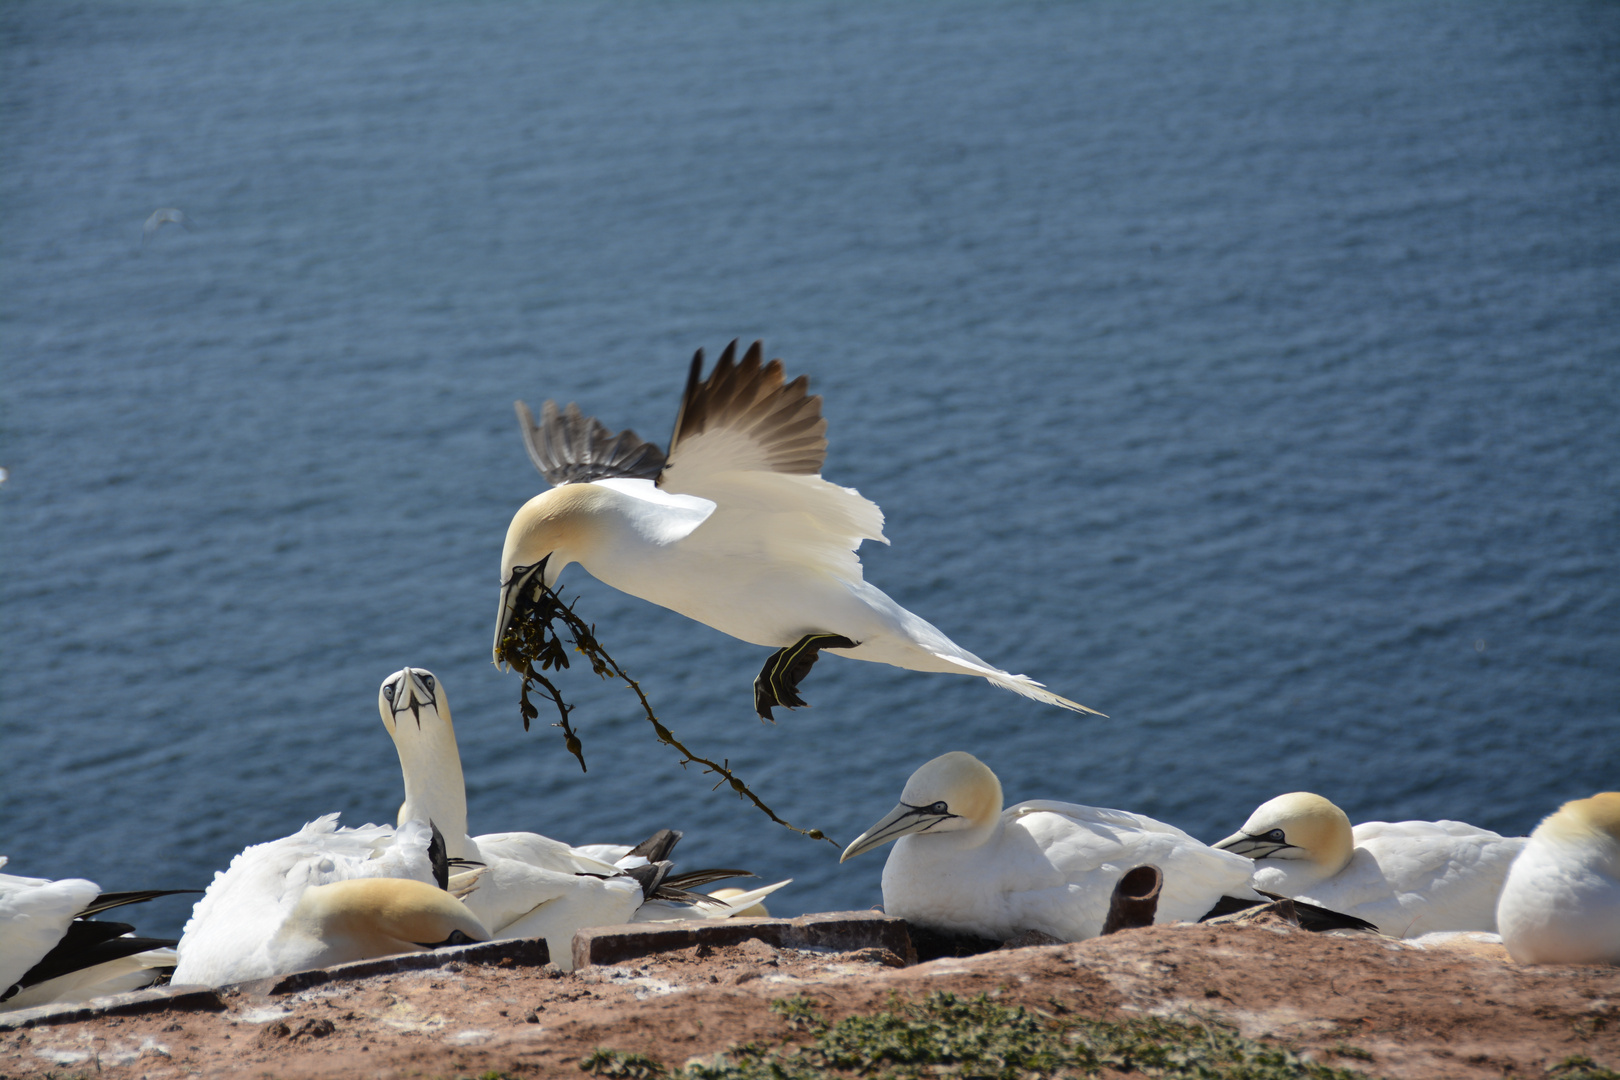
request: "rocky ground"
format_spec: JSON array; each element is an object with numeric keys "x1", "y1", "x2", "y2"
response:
[{"x1": 2, "y1": 913, "x2": 1616, "y2": 1080}]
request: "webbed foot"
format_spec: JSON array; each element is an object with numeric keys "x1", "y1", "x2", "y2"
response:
[{"x1": 753, "y1": 634, "x2": 858, "y2": 720}]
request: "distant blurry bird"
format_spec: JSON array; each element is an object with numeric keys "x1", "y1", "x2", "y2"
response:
[
  {"x1": 497, "y1": 340, "x2": 1100, "y2": 719},
  {"x1": 142, "y1": 208, "x2": 191, "y2": 242}
]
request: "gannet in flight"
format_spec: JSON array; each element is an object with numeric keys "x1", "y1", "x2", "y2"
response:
[
  {"x1": 495, "y1": 340, "x2": 1100, "y2": 720},
  {"x1": 171, "y1": 815, "x2": 486, "y2": 987},
  {"x1": 1496, "y1": 792, "x2": 1620, "y2": 964},
  {"x1": 1, "y1": 861, "x2": 187, "y2": 1010},
  {"x1": 1214, "y1": 792, "x2": 1526, "y2": 937},
  {"x1": 378, "y1": 667, "x2": 788, "y2": 966},
  {"x1": 839, "y1": 752, "x2": 1360, "y2": 941},
  {"x1": 141, "y1": 207, "x2": 190, "y2": 242}
]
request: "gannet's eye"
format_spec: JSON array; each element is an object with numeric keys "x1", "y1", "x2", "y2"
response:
[
  {"x1": 422, "y1": 674, "x2": 435, "y2": 691},
  {"x1": 383, "y1": 684, "x2": 395, "y2": 701},
  {"x1": 1265, "y1": 829, "x2": 1286, "y2": 843},
  {"x1": 928, "y1": 801, "x2": 948, "y2": 815}
]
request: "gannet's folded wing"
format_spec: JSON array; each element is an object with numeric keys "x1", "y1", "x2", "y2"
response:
[
  {"x1": 1352, "y1": 820, "x2": 1514, "y2": 844},
  {"x1": 1333, "y1": 830, "x2": 1525, "y2": 934},
  {"x1": 1009, "y1": 804, "x2": 1260, "y2": 924},
  {"x1": 656, "y1": 341, "x2": 887, "y2": 572},
  {"x1": 0, "y1": 873, "x2": 102, "y2": 991},
  {"x1": 474, "y1": 832, "x2": 622, "y2": 876},
  {"x1": 516, "y1": 400, "x2": 667, "y2": 488}
]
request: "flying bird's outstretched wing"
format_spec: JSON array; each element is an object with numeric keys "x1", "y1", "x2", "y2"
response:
[
  {"x1": 516, "y1": 400, "x2": 667, "y2": 488},
  {"x1": 663, "y1": 340, "x2": 828, "y2": 478},
  {"x1": 656, "y1": 340, "x2": 887, "y2": 580}
]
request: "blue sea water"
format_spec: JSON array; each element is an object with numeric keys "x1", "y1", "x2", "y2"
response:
[{"x1": 2, "y1": 3, "x2": 1616, "y2": 940}]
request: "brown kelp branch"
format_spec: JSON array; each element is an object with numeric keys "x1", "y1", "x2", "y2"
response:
[{"x1": 497, "y1": 568, "x2": 836, "y2": 846}]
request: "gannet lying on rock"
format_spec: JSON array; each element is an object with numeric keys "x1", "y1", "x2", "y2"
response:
[
  {"x1": 840, "y1": 752, "x2": 1370, "y2": 941},
  {"x1": 1, "y1": 860, "x2": 187, "y2": 1010},
  {"x1": 1215, "y1": 792, "x2": 1526, "y2": 937},
  {"x1": 379, "y1": 667, "x2": 788, "y2": 966},
  {"x1": 171, "y1": 816, "x2": 486, "y2": 987},
  {"x1": 1496, "y1": 792, "x2": 1620, "y2": 964},
  {"x1": 496, "y1": 340, "x2": 1099, "y2": 720}
]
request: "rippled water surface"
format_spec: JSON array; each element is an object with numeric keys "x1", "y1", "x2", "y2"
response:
[{"x1": 3, "y1": 2, "x2": 1617, "y2": 936}]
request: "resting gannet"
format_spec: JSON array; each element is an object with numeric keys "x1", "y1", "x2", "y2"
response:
[
  {"x1": 1, "y1": 860, "x2": 186, "y2": 1010},
  {"x1": 1215, "y1": 792, "x2": 1526, "y2": 937},
  {"x1": 379, "y1": 667, "x2": 788, "y2": 967},
  {"x1": 171, "y1": 815, "x2": 485, "y2": 987},
  {"x1": 1496, "y1": 792, "x2": 1620, "y2": 964},
  {"x1": 495, "y1": 340, "x2": 1099, "y2": 720},
  {"x1": 840, "y1": 752, "x2": 1315, "y2": 941}
]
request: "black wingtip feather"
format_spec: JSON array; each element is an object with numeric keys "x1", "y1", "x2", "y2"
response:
[
  {"x1": 623, "y1": 829, "x2": 684, "y2": 864},
  {"x1": 516, "y1": 398, "x2": 667, "y2": 487}
]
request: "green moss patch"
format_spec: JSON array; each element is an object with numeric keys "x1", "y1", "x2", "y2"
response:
[{"x1": 581, "y1": 991, "x2": 1380, "y2": 1080}]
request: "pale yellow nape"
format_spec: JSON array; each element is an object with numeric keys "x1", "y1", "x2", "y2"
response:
[
  {"x1": 291, "y1": 878, "x2": 487, "y2": 948},
  {"x1": 1241, "y1": 792, "x2": 1354, "y2": 872},
  {"x1": 1545, "y1": 791, "x2": 1620, "y2": 845},
  {"x1": 901, "y1": 751, "x2": 1004, "y2": 829},
  {"x1": 501, "y1": 484, "x2": 614, "y2": 574}
]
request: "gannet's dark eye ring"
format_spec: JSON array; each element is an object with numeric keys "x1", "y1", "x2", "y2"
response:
[
  {"x1": 1265, "y1": 829, "x2": 1286, "y2": 843},
  {"x1": 383, "y1": 684, "x2": 395, "y2": 701},
  {"x1": 929, "y1": 801, "x2": 949, "y2": 815},
  {"x1": 421, "y1": 674, "x2": 435, "y2": 691}
]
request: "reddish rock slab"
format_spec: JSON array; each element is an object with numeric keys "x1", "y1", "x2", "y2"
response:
[{"x1": 572, "y1": 910, "x2": 916, "y2": 969}]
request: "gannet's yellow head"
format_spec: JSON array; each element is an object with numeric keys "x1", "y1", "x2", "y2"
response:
[
  {"x1": 1537, "y1": 792, "x2": 1620, "y2": 848},
  {"x1": 1214, "y1": 791, "x2": 1354, "y2": 874},
  {"x1": 840, "y1": 751, "x2": 1004, "y2": 862},
  {"x1": 494, "y1": 485, "x2": 611, "y2": 665},
  {"x1": 378, "y1": 667, "x2": 448, "y2": 736},
  {"x1": 284, "y1": 878, "x2": 489, "y2": 964}
]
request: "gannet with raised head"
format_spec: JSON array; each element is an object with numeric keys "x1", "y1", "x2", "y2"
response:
[
  {"x1": 378, "y1": 667, "x2": 789, "y2": 967},
  {"x1": 171, "y1": 815, "x2": 480, "y2": 987},
  {"x1": 1214, "y1": 792, "x2": 1526, "y2": 937},
  {"x1": 840, "y1": 752, "x2": 1303, "y2": 941},
  {"x1": 495, "y1": 341, "x2": 1100, "y2": 720},
  {"x1": 1496, "y1": 792, "x2": 1620, "y2": 964},
  {"x1": 1, "y1": 860, "x2": 186, "y2": 1010}
]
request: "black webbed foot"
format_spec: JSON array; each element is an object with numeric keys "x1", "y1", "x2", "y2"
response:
[{"x1": 753, "y1": 634, "x2": 858, "y2": 720}]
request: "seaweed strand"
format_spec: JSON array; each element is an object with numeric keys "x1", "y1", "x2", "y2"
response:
[{"x1": 498, "y1": 565, "x2": 835, "y2": 847}]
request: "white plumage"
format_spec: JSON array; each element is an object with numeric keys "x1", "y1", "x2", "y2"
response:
[
  {"x1": 171, "y1": 815, "x2": 484, "y2": 987},
  {"x1": 1215, "y1": 792, "x2": 1525, "y2": 937},
  {"x1": 1497, "y1": 792, "x2": 1620, "y2": 964},
  {"x1": 840, "y1": 751, "x2": 1264, "y2": 941},
  {"x1": 1, "y1": 859, "x2": 176, "y2": 1010},
  {"x1": 378, "y1": 667, "x2": 787, "y2": 968},
  {"x1": 496, "y1": 341, "x2": 1098, "y2": 720},
  {"x1": 0, "y1": 860, "x2": 100, "y2": 994}
]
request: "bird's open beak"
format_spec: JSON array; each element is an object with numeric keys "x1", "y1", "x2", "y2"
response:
[
  {"x1": 1213, "y1": 832, "x2": 1293, "y2": 860},
  {"x1": 493, "y1": 557, "x2": 551, "y2": 668},
  {"x1": 840, "y1": 803, "x2": 956, "y2": 863}
]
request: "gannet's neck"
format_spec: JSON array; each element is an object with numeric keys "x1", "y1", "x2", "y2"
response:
[{"x1": 389, "y1": 711, "x2": 469, "y2": 859}]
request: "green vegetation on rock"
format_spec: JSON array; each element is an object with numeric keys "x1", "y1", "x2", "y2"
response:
[{"x1": 580, "y1": 991, "x2": 1382, "y2": 1080}]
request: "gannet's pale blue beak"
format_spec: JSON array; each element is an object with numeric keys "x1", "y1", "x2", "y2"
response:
[{"x1": 840, "y1": 802, "x2": 957, "y2": 863}]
